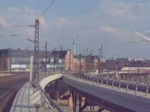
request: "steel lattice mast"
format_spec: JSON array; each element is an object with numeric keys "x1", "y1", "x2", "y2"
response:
[{"x1": 32, "y1": 19, "x2": 39, "y2": 85}]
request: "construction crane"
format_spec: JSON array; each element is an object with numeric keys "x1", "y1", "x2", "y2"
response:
[{"x1": 134, "y1": 31, "x2": 150, "y2": 42}]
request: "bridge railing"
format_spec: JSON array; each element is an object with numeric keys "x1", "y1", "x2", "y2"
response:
[
  {"x1": 65, "y1": 73, "x2": 150, "y2": 97},
  {"x1": 36, "y1": 82, "x2": 63, "y2": 112},
  {"x1": 34, "y1": 71, "x2": 64, "y2": 112}
]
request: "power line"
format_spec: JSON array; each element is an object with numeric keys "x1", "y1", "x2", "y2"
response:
[
  {"x1": 38, "y1": 0, "x2": 55, "y2": 19},
  {"x1": 0, "y1": 24, "x2": 34, "y2": 27},
  {"x1": 0, "y1": 34, "x2": 18, "y2": 37},
  {"x1": 104, "y1": 40, "x2": 147, "y2": 51},
  {"x1": 0, "y1": 26, "x2": 34, "y2": 43}
]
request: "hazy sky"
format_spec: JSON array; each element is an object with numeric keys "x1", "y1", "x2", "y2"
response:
[{"x1": 0, "y1": 0, "x2": 150, "y2": 59}]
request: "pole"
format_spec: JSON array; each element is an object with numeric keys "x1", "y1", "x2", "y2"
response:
[
  {"x1": 101, "y1": 44, "x2": 103, "y2": 59},
  {"x1": 45, "y1": 41, "x2": 47, "y2": 74},
  {"x1": 9, "y1": 48, "x2": 12, "y2": 72},
  {"x1": 99, "y1": 48, "x2": 101, "y2": 59},
  {"x1": 91, "y1": 49, "x2": 92, "y2": 55},
  {"x1": 86, "y1": 48, "x2": 88, "y2": 56},
  {"x1": 79, "y1": 54, "x2": 82, "y2": 72},
  {"x1": 30, "y1": 56, "x2": 34, "y2": 85},
  {"x1": 73, "y1": 24, "x2": 76, "y2": 55},
  {"x1": 32, "y1": 19, "x2": 39, "y2": 86},
  {"x1": 60, "y1": 47, "x2": 62, "y2": 72}
]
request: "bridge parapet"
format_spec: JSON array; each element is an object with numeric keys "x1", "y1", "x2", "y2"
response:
[
  {"x1": 72, "y1": 73, "x2": 150, "y2": 97},
  {"x1": 35, "y1": 73, "x2": 63, "y2": 112},
  {"x1": 63, "y1": 73, "x2": 150, "y2": 112},
  {"x1": 36, "y1": 82, "x2": 63, "y2": 112},
  {"x1": 39, "y1": 71, "x2": 62, "y2": 82}
]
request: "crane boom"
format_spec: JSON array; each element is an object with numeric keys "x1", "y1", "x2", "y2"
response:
[{"x1": 134, "y1": 31, "x2": 150, "y2": 42}]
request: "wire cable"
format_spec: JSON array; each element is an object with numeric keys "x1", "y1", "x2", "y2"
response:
[
  {"x1": 0, "y1": 26, "x2": 34, "y2": 43},
  {"x1": 38, "y1": 0, "x2": 55, "y2": 19},
  {"x1": 0, "y1": 24, "x2": 34, "y2": 27}
]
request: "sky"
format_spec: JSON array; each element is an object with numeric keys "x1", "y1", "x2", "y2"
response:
[{"x1": 0, "y1": 0, "x2": 150, "y2": 59}]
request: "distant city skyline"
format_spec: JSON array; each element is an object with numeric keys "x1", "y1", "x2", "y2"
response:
[{"x1": 0, "y1": 0, "x2": 150, "y2": 59}]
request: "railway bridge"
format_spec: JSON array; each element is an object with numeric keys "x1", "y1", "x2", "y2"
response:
[
  {"x1": 63, "y1": 73, "x2": 150, "y2": 112},
  {"x1": 1, "y1": 71, "x2": 150, "y2": 112}
]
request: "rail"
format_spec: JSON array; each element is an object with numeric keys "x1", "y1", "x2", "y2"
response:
[{"x1": 0, "y1": 75, "x2": 27, "y2": 112}]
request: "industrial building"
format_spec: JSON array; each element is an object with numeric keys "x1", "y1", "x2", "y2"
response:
[
  {"x1": 0, "y1": 48, "x2": 68, "y2": 72},
  {"x1": 0, "y1": 48, "x2": 48, "y2": 71}
]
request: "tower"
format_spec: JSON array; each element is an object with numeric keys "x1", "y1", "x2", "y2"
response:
[{"x1": 73, "y1": 25, "x2": 76, "y2": 55}]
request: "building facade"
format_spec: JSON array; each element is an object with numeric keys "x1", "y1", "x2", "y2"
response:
[
  {"x1": 65, "y1": 52, "x2": 100, "y2": 72},
  {"x1": 0, "y1": 48, "x2": 48, "y2": 72}
]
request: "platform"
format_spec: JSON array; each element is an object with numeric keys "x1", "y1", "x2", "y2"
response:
[{"x1": 10, "y1": 82, "x2": 42, "y2": 112}]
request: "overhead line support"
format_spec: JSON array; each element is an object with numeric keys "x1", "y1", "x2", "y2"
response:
[{"x1": 32, "y1": 19, "x2": 40, "y2": 86}]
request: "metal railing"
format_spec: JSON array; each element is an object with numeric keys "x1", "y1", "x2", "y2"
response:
[
  {"x1": 65, "y1": 73, "x2": 150, "y2": 97},
  {"x1": 35, "y1": 71, "x2": 64, "y2": 112},
  {"x1": 36, "y1": 82, "x2": 63, "y2": 112}
]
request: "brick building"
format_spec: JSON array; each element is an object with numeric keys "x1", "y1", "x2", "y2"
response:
[
  {"x1": 99, "y1": 59, "x2": 123, "y2": 72},
  {"x1": 65, "y1": 49, "x2": 73, "y2": 70},
  {"x1": 65, "y1": 51, "x2": 100, "y2": 71}
]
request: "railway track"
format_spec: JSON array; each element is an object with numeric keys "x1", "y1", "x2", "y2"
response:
[{"x1": 0, "y1": 74, "x2": 29, "y2": 112}]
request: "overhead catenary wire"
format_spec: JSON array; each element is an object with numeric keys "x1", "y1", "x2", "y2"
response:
[
  {"x1": 100, "y1": 26, "x2": 150, "y2": 51},
  {"x1": 0, "y1": 24, "x2": 34, "y2": 27},
  {"x1": 103, "y1": 29, "x2": 150, "y2": 51},
  {"x1": 0, "y1": 26, "x2": 34, "y2": 43},
  {"x1": 0, "y1": 34, "x2": 18, "y2": 37},
  {"x1": 38, "y1": 0, "x2": 55, "y2": 19},
  {"x1": 104, "y1": 40, "x2": 147, "y2": 51}
]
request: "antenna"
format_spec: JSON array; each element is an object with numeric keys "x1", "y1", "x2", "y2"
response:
[
  {"x1": 91, "y1": 49, "x2": 92, "y2": 55},
  {"x1": 86, "y1": 48, "x2": 89, "y2": 55},
  {"x1": 101, "y1": 44, "x2": 103, "y2": 59},
  {"x1": 99, "y1": 44, "x2": 103, "y2": 59}
]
